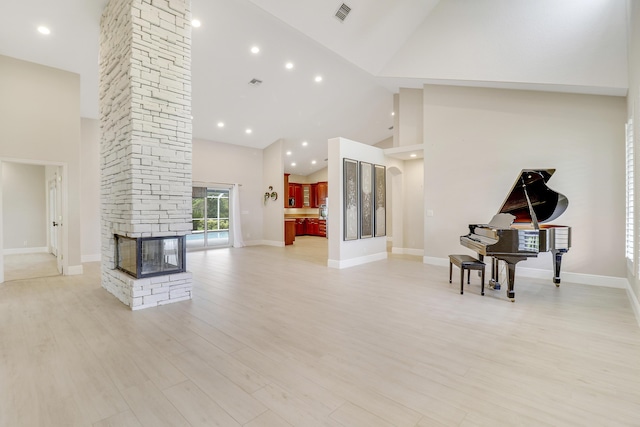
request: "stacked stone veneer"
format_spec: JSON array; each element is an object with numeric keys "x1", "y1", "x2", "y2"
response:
[{"x1": 99, "y1": 0, "x2": 193, "y2": 310}]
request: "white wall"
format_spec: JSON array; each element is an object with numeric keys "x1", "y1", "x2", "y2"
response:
[
  {"x1": 328, "y1": 137, "x2": 388, "y2": 268},
  {"x1": 398, "y1": 88, "x2": 424, "y2": 147},
  {"x1": 289, "y1": 167, "x2": 328, "y2": 184},
  {"x1": 422, "y1": 84, "x2": 626, "y2": 279},
  {"x1": 0, "y1": 55, "x2": 82, "y2": 273},
  {"x1": 192, "y1": 138, "x2": 264, "y2": 245},
  {"x1": 381, "y1": 0, "x2": 628, "y2": 95},
  {"x1": 402, "y1": 159, "x2": 424, "y2": 252},
  {"x1": 2, "y1": 163, "x2": 46, "y2": 250},
  {"x1": 375, "y1": 137, "x2": 394, "y2": 150},
  {"x1": 262, "y1": 139, "x2": 284, "y2": 245},
  {"x1": 80, "y1": 118, "x2": 101, "y2": 261},
  {"x1": 385, "y1": 161, "x2": 402, "y2": 246}
]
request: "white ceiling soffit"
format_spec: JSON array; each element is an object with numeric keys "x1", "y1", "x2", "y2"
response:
[
  {"x1": 377, "y1": 0, "x2": 629, "y2": 96},
  {"x1": 246, "y1": 0, "x2": 442, "y2": 75}
]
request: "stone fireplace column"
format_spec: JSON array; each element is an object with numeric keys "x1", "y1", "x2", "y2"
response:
[{"x1": 99, "y1": 0, "x2": 193, "y2": 309}]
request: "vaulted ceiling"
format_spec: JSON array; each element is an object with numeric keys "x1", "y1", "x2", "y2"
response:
[{"x1": 0, "y1": 0, "x2": 629, "y2": 175}]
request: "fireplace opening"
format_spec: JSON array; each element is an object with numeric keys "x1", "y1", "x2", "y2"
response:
[{"x1": 115, "y1": 235, "x2": 186, "y2": 279}]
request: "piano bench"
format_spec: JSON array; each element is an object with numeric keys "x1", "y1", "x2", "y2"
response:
[{"x1": 449, "y1": 254, "x2": 485, "y2": 296}]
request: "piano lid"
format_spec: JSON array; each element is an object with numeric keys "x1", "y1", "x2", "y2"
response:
[{"x1": 498, "y1": 169, "x2": 568, "y2": 225}]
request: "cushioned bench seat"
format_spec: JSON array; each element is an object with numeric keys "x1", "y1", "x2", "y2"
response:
[{"x1": 449, "y1": 254, "x2": 485, "y2": 295}]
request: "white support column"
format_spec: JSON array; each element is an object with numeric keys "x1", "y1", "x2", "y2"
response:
[{"x1": 99, "y1": 0, "x2": 193, "y2": 309}]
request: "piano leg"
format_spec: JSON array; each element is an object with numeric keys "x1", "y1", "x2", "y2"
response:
[
  {"x1": 551, "y1": 249, "x2": 565, "y2": 286},
  {"x1": 489, "y1": 258, "x2": 501, "y2": 290},
  {"x1": 506, "y1": 262, "x2": 516, "y2": 301},
  {"x1": 497, "y1": 256, "x2": 528, "y2": 302}
]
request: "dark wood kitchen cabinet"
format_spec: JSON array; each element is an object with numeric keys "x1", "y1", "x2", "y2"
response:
[
  {"x1": 284, "y1": 174, "x2": 290, "y2": 207},
  {"x1": 284, "y1": 220, "x2": 295, "y2": 245},
  {"x1": 293, "y1": 218, "x2": 327, "y2": 237},
  {"x1": 307, "y1": 218, "x2": 319, "y2": 235},
  {"x1": 302, "y1": 184, "x2": 311, "y2": 207},
  {"x1": 316, "y1": 181, "x2": 328, "y2": 206},
  {"x1": 288, "y1": 183, "x2": 303, "y2": 208},
  {"x1": 318, "y1": 219, "x2": 326, "y2": 237},
  {"x1": 309, "y1": 183, "x2": 318, "y2": 207},
  {"x1": 284, "y1": 176, "x2": 328, "y2": 208},
  {"x1": 295, "y1": 218, "x2": 306, "y2": 235}
]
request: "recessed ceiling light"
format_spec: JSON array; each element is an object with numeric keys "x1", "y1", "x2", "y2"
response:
[
  {"x1": 191, "y1": 19, "x2": 201, "y2": 28},
  {"x1": 391, "y1": 111, "x2": 395, "y2": 116},
  {"x1": 285, "y1": 62, "x2": 294, "y2": 70},
  {"x1": 245, "y1": 128, "x2": 252, "y2": 134},
  {"x1": 190, "y1": 115, "x2": 194, "y2": 120},
  {"x1": 314, "y1": 75, "x2": 323, "y2": 83},
  {"x1": 250, "y1": 46, "x2": 260, "y2": 54},
  {"x1": 286, "y1": 151, "x2": 292, "y2": 156},
  {"x1": 37, "y1": 26, "x2": 51, "y2": 35},
  {"x1": 311, "y1": 160, "x2": 317, "y2": 165},
  {"x1": 217, "y1": 122, "x2": 224, "y2": 128},
  {"x1": 302, "y1": 141, "x2": 308, "y2": 146},
  {"x1": 291, "y1": 162, "x2": 296, "y2": 167},
  {"x1": 410, "y1": 153, "x2": 417, "y2": 158}
]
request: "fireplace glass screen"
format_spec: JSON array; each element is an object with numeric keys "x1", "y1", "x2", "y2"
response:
[{"x1": 115, "y1": 235, "x2": 186, "y2": 278}]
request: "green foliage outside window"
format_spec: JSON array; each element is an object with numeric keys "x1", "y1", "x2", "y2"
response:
[{"x1": 192, "y1": 189, "x2": 230, "y2": 231}]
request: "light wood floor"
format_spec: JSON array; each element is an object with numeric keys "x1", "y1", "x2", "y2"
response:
[
  {"x1": 1, "y1": 236, "x2": 639, "y2": 426},
  {"x1": 3, "y1": 252, "x2": 60, "y2": 282}
]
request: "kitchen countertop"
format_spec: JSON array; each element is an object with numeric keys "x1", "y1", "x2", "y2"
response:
[{"x1": 284, "y1": 214, "x2": 325, "y2": 219}]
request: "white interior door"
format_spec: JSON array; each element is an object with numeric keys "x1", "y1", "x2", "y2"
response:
[
  {"x1": 48, "y1": 178, "x2": 58, "y2": 257},
  {"x1": 48, "y1": 171, "x2": 63, "y2": 274}
]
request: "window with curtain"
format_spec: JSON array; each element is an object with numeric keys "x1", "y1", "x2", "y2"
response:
[
  {"x1": 625, "y1": 120, "x2": 634, "y2": 268},
  {"x1": 190, "y1": 186, "x2": 230, "y2": 249}
]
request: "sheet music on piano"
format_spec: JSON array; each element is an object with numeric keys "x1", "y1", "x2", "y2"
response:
[
  {"x1": 460, "y1": 169, "x2": 571, "y2": 301},
  {"x1": 487, "y1": 213, "x2": 516, "y2": 229}
]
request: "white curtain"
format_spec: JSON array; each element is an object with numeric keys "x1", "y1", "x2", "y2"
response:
[{"x1": 231, "y1": 184, "x2": 245, "y2": 247}]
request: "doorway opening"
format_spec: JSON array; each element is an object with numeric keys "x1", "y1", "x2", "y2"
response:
[
  {"x1": 1, "y1": 161, "x2": 64, "y2": 282},
  {"x1": 189, "y1": 186, "x2": 231, "y2": 250}
]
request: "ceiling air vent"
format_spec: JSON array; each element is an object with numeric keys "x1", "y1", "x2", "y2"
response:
[
  {"x1": 248, "y1": 78, "x2": 263, "y2": 86},
  {"x1": 335, "y1": 3, "x2": 351, "y2": 22}
]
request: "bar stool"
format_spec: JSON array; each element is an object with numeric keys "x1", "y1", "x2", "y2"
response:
[{"x1": 449, "y1": 254, "x2": 485, "y2": 295}]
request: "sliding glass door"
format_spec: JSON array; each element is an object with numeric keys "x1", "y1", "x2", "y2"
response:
[{"x1": 190, "y1": 186, "x2": 230, "y2": 249}]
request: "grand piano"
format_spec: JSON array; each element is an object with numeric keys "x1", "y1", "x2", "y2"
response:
[{"x1": 460, "y1": 169, "x2": 571, "y2": 301}]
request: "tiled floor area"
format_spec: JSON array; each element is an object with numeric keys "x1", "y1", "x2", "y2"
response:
[
  {"x1": 1, "y1": 237, "x2": 639, "y2": 426},
  {"x1": 3, "y1": 252, "x2": 60, "y2": 282}
]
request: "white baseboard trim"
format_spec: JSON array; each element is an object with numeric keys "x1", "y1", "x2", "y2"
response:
[
  {"x1": 240, "y1": 240, "x2": 278, "y2": 247},
  {"x1": 4, "y1": 247, "x2": 48, "y2": 255},
  {"x1": 81, "y1": 254, "x2": 101, "y2": 263},
  {"x1": 625, "y1": 283, "x2": 640, "y2": 328},
  {"x1": 66, "y1": 265, "x2": 83, "y2": 275},
  {"x1": 392, "y1": 247, "x2": 424, "y2": 256},
  {"x1": 517, "y1": 266, "x2": 627, "y2": 289},
  {"x1": 254, "y1": 240, "x2": 284, "y2": 247},
  {"x1": 423, "y1": 256, "x2": 627, "y2": 288},
  {"x1": 423, "y1": 256, "x2": 449, "y2": 267},
  {"x1": 328, "y1": 252, "x2": 388, "y2": 269}
]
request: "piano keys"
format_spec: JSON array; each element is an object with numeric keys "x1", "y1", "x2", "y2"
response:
[{"x1": 460, "y1": 169, "x2": 571, "y2": 301}]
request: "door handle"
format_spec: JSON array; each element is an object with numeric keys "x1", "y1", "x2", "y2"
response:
[{"x1": 53, "y1": 221, "x2": 58, "y2": 227}]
